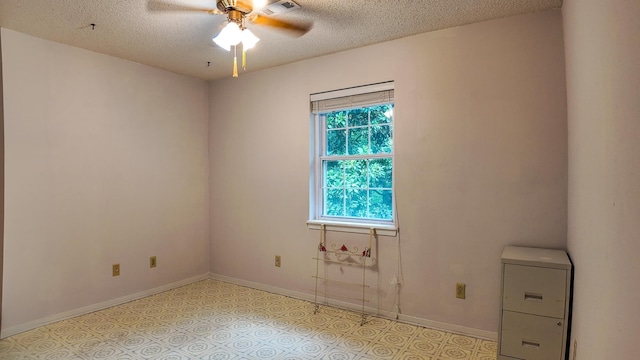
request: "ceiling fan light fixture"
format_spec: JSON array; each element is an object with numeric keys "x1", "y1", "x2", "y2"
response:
[
  {"x1": 241, "y1": 29, "x2": 260, "y2": 50},
  {"x1": 151, "y1": 0, "x2": 311, "y2": 78},
  {"x1": 213, "y1": 21, "x2": 242, "y2": 51}
]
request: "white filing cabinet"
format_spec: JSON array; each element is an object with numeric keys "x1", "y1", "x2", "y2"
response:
[{"x1": 497, "y1": 246, "x2": 572, "y2": 360}]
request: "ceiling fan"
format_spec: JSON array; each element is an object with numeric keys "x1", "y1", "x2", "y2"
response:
[{"x1": 149, "y1": 0, "x2": 313, "y2": 77}]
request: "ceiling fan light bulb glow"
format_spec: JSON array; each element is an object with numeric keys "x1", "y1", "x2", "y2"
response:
[
  {"x1": 253, "y1": 0, "x2": 268, "y2": 10},
  {"x1": 212, "y1": 39, "x2": 231, "y2": 52},
  {"x1": 213, "y1": 22, "x2": 242, "y2": 51},
  {"x1": 241, "y1": 29, "x2": 260, "y2": 50}
]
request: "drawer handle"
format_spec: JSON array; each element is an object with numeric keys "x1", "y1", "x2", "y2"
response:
[
  {"x1": 522, "y1": 340, "x2": 541, "y2": 349},
  {"x1": 524, "y1": 292, "x2": 543, "y2": 302}
]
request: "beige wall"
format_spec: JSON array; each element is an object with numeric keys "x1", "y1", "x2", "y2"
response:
[
  {"x1": 563, "y1": 1, "x2": 640, "y2": 358},
  {"x1": 209, "y1": 9, "x2": 567, "y2": 334},
  {"x1": 1, "y1": 28, "x2": 210, "y2": 333},
  {"x1": 0, "y1": 32, "x2": 4, "y2": 328}
]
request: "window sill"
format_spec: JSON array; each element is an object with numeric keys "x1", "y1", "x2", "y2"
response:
[{"x1": 306, "y1": 219, "x2": 398, "y2": 237}]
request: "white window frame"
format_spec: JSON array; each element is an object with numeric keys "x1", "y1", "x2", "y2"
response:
[{"x1": 307, "y1": 81, "x2": 397, "y2": 236}]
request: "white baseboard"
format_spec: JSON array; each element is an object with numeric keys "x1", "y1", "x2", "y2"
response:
[
  {"x1": 210, "y1": 273, "x2": 318, "y2": 303},
  {"x1": 1, "y1": 273, "x2": 209, "y2": 339},
  {"x1": 2, "y1": 273, "x2": 497, "y2": 341},
  {"x1": 209, "y1": 272, "x2": 497, "y2": 340},
  {"x1": 396, "y1": 314, "x2": 497, "y2": 340}
]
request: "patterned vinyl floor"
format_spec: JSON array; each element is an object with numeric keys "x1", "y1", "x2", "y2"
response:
[{"x1": 0, "y1": 279, "x2": 497, "y2": 359}]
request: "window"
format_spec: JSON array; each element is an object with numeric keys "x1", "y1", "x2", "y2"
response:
[{"x1": 309, "y1": 82, "x2": 395, "y2": 233}]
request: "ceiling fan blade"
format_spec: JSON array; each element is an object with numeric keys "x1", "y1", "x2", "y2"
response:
[
  {"x1": 147, "y1": 1, "x2": 223, "y2": 15},
  {"x1": 248, "y1": 14, "x2": 312, "y2": 36}
]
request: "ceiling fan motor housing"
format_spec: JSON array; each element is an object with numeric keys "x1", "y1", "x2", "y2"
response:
[
  {"x1": 217, "y1": 0, "x2": 253, "y2": 15},
  {"x1": 227, "y1": 10, "x2": 245, "y2": 26}
]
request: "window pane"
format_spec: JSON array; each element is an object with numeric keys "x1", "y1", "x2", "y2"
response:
[
  {"x1": 314, "y1": 91, "x2": 394, "y2": 224},
  {"x1": 369, "y1": 158, "x2": 392, "y2": 188},
  {"x1": 326, "y1": 129, "x2": 346, "y2": 155},
  {"x1": 324, "y1": 160, "x2": 344, "y2": 188},
  {"x1": 368, "y1": 190, "x2": 393, "y2": 220},
  {"x1": 324, "y1": 189, "x2": 345, "y2": 216},
  {"x1": 326, "y1": 111, "x2": 346, "y2": 129},
  {"x1": 370, "y1": 104, "x2": 393, "y2": 125},
  {"x1": 346, "y1": 189, "x2": 367, "y2": 218},
  {"x1": 348, "y1": 108, "x2": 369, "y2": 127},
  {"x1": 370, "y1": 125, "x2": 393, "y2": 154},
  {"x1": 344, "y1": 160, "x2": 367, "y2": 188},
  {"x1": 348, "y1": 127, "x2": 369, "y2": 155}
]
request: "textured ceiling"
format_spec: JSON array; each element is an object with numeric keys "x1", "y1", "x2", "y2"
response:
[{"x1": 0, "y1": 0, "x2": 562, "y2": 81}]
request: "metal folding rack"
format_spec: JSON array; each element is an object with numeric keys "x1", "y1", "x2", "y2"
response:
[{"x1": 313, "y1": 225, "x2": 376, "y2": 326}]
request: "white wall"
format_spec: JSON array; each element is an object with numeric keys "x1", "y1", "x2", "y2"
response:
[
  {"x1": 563, "y1": 1, "x2": 640, "y2": 358},
  {"x1": 0, "y1": 31, "x2": 4, "y2": 328},
  {"x1": 209, "y1": 9, "x2": 567, "y2": 335},
  {"x1": 1, "y1": 28, "x2": 210, "y2": 334}
]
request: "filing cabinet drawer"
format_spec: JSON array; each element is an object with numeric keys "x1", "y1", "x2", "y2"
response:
[
  {"x1": 503, "y1": 264, "x2": 566, "y2": 318},
  {"x1": 500, "y1": 310, "x2": 564, "y2": 360}
]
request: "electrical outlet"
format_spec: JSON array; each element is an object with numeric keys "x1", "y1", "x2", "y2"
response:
[
  {"x1": 150, "y1": 256, "x2": 157, "y2": 268},
  {"x1": 456, "y1": 283, "x2": 466, "y2": 299},
  {"x1": 112, "y1": 264, "x2": 120, "y2": 277},
  {"x1": 275, "y1": 255, "x2": 281, "y2": 267}
]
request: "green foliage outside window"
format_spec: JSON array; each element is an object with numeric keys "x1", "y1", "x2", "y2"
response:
[{"x1": 322, "y1": 104, "x2": 394, "y2": 221}]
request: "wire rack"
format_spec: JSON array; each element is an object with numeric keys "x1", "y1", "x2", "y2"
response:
[{"x1": 313, "y1": 225, "x2": 377, "y2": 326}]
